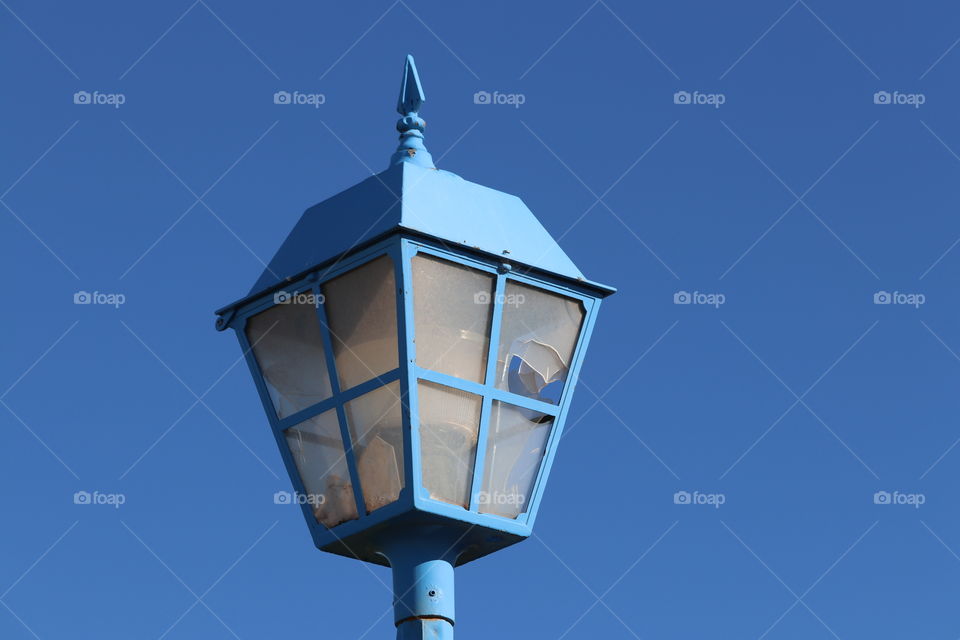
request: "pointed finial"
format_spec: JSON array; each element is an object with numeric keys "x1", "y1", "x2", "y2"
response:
[
  {"x1": 390, "y1": 55, "x2": 434, "y2": 168},
  {"x1": 397, "y1": 54, "x2": 425, "y2": 114}
]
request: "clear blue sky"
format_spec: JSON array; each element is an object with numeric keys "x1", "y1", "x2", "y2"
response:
[{"x1": 2, "y1": 1, "x2": 960, "y2": 638}]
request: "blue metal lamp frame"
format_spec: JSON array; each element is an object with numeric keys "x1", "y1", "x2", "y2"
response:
[
  {"x1": 221, "y1": 234, "x2": 603, "y2": 637},
  {"x1": 227, "y1": 233, "x2": 602, "y2": 542}
]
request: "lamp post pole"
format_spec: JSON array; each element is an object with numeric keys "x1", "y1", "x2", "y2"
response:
[{"x1": 379, "y1": 531, "x2": 459, "y2": 639}]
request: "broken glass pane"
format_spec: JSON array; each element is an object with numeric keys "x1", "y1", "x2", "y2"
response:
[
  {"x1": 495, "y1": 282, "x2": 585, "y2": 405},
  {"x1": 479, "y1": 401, "x2": 554, "y2": 519}
]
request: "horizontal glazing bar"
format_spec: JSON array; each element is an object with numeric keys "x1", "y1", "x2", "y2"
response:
[
  {"x1": 414, "y1": 367, "x2": 559, "y2": 416},
  {"x1": 277, "y1": 368, "x2": 402, "y2": 431}
]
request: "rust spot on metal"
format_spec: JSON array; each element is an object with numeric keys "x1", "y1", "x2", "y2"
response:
[{"x1": 395, "y1": 615, "x2": 455, "y2": 627}]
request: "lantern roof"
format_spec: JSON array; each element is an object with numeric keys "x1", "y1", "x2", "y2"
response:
[{"x1": 217, "y1": 55, "x2": 613, "y2": 317}]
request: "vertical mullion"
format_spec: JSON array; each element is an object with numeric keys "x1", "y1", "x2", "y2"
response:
[
  {"x1": 483, "y1": 275, "x2": 507, "y2": 388},
  {"x1": 314, "y1": 282, "x2": 366, "y2": 518},
  {"x1": 397, "y1": 241, "x2": 420, "y2": 500},
  {"x1": 469, "y1": 271, "x2": 507, "y2": 511}
]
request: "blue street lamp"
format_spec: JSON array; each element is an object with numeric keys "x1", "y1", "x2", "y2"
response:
[{"x1": 215, "y1": 55, "x2": 614, "y2": 639}]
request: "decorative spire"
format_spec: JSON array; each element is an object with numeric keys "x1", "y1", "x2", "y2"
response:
[{"x1": 390, "y1": 54, "x2": 435, "y2": 168}]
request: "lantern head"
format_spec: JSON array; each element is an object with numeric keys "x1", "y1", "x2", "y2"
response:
[{"x1": 215, "y1": 55, "x2": 614, "y2": 568}]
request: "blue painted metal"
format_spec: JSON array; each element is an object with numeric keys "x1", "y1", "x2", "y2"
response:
[
  {"x1": 414, "y1": 367, "x2": 560, "y2": 416},
  {"x1": 390, "y1": 55, "x2": 434, "y2": 169},
  {"x1": 377, "y1": 529, "x2": 461, "y2": 640},
  {"x1": 218, "y1": 161, "x2": 617, "y2": 308},
  {"x1": 215, "y1": 56, "x2": 613, "y2": 314},
  {"x1": 398, "y1": 241, "x2": 424, "y2": 502},
  {"x1": 469, "y1": 266, "x2": 506, "y2": 511},
  {"x1": 214, "y1": 54, "x2": 616, "y2": 639},
  {"x1": 275, "y1": 368, "x2": 402, "y2": 430}
]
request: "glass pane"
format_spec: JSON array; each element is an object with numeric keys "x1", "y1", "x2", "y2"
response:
[
  {"x1": 246, "y1": 295, "x2": 332, "y2": 419},
  {"x1": 284, "y1": 410, "x2": 358, "y2": 528},
  {"x1": 322, "y1": 255, "x2": 399, "y2": 390},
  {"x1": 495, "y1": 282, "x2": 585, "y2": 405},
  {"x1": 479, "y1": 402, "x2": 554, "y2": 519},
  {"x1": 343, "y1": 381, "x2": 404, "y2": 513},
  {"x1": 417, "y1": 381, "x2": 482, "y2": 507},
  {"x1": 412, "y1": 254, "x2": 494, "y2": 383}
]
